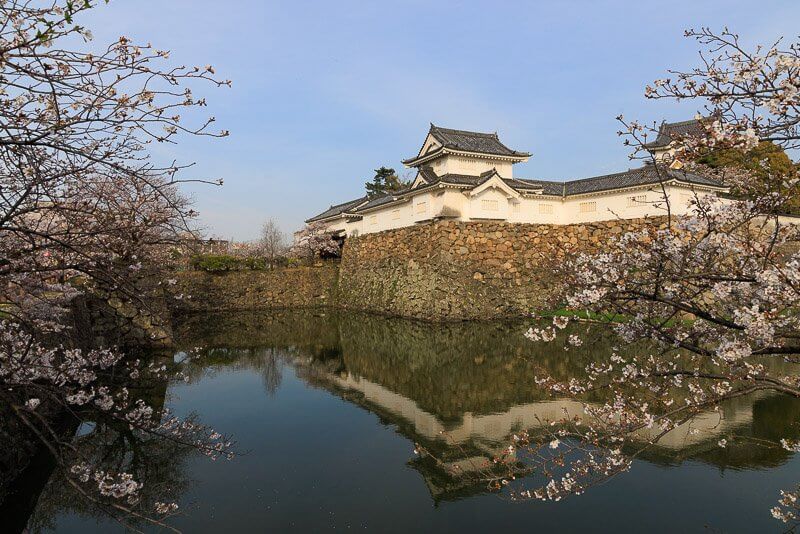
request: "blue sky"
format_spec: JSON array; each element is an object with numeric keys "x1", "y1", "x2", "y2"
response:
[{"x1": 82, "y1": 1, "x2": 800, "y2": 240}]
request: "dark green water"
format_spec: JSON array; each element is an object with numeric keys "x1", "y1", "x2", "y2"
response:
[{"x1": 25, "y1": 310, "x2": 800, "y2": 532}]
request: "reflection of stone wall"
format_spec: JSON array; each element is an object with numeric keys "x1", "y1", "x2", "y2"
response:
[
  {"x1": 175, "y1": 310, "x2": 800, "y2": 477},
  {"x1": 338, "y1": 218, "x2": 668, "y2": 320},
  {"x1": 170, "y1": 265, "x2": 339, "y2": 314},
  {"x1": 173, "y1": 309, "x2": 341, "y2": 354},
  {"x1": 335, "y1": 313, "x2": 596, "y2": 420}
]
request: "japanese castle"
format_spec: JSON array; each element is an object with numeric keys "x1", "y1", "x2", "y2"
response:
[{"x1": 307, "y1": 121, "x2": 728, "y2": 237}]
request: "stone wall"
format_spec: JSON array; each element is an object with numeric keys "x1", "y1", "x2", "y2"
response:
[
  {"x1": 337, "y1": 218, "x2": 667, "y2": 320},
  {"x1": 170, "y1": 219, "x2": 667, "y2": 321},
  {"x1": 170, "y1": 264, "x2": 339, "y2": 313}
]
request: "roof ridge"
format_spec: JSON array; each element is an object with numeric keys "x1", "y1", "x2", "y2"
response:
[
  {"x1": 564, "y1": 166, "x2": 650, "y2": 185},
  {"x1": 516, "y1": 178, "x2": 560, "y2": 184},
  {"x1": 662, "y1": 117, "x2": 704, "y2": 127},
  {"x1": 327, "y1": 195, "x2": 367, "y2": 209},
  {"x1": 430, "y1": 125, "x2": 499, "y2": 138},
  {"x1": 439, "y1": 174, "x2": 471, "y2": 180},
  {"x1": 666, "y1": 167, "x2": 724, "y2": 186}
]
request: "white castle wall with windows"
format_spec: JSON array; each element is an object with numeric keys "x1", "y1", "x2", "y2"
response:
[{"x1": 307, "y1": 122, "x2": 730, "y2": 237}]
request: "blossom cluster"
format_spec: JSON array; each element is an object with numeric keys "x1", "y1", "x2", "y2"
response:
[
  {"x1": 0, "y1": 1, "x2": 233, "y2": 528},
  {"x1": 512, "y1": 28, "x2": 800, "y2": 524}
]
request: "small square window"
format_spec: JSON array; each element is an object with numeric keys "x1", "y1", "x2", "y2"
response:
[
  {"x1": 481, "y1": 199, "x2": 499, "y2": 211},
  {"x1": 627, "y1": 195, "x2": 646, "y2": 207}
]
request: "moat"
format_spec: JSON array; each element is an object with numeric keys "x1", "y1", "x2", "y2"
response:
[{"x1": 21, "y1": 310, "x2": 800, "y2": 532}]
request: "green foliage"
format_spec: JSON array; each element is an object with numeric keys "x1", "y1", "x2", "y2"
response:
[
  {"x1": 698, "y1": 141, "x2": 800, "y2": 214},
  {"x1": 242, "y1": 257, "x2": 269, "y2": 270},
  {"x1": 190, "y1": 254, "x2": 242, "y2": 272},
  {"x1": 190, "y1": 254, "x2": 292, "y2": 272},
  {"x1": 364, "y1": 166, "x2": 407, "y2": 197}
]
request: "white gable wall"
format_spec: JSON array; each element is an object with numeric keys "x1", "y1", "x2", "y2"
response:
[
  {"x1": 431, "y1": 155, "x2": 514, "y2": 177},
  {"x1": 418, "y1": 134, "x2": 440, "y2": 156},
  {"x1": 468, "y1": 187, "x2": 510, "y2": 220}
]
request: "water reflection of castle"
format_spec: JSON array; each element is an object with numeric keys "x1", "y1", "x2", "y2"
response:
[
  {"x1": 181, "y1": 310, "x2": 800, "y2": 502},
  {"x1": 296, "y1": 359, "x2": 797, "y2": 501},
  {"x1": 306, "y1": 368, "x2": 772, "y2": 450}
]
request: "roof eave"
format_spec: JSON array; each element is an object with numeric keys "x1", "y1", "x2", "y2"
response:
[
  {"x1": 305, "y1": 212, "x2": 346, "y2": 224},
  {"x1": 402, "y1": 147, "x2": 531, "y2": 168},
  {"x1": 672, "y1": 178, "x2": 729, "y2": 193},
  {"x1": 352, "y1": 196, "x2": 412, "y2": 215},
  {"x1": 565, "y1": 178, "x2": 729, "y2": 198}
]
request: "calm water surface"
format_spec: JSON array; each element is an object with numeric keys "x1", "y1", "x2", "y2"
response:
[{"x1": 28, "y1": 310, "x2": 800, "y2": 532}]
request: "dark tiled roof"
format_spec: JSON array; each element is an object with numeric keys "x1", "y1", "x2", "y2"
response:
[
  {"x1": 404, "y1": 125, "x2": 530, "y2": 164},
  {"x1": 563, "y1": 166, "x2": 724, "y2": 195},
  {"x1": 429, "y1": 166, "x2": 724, "y2": 196},
  {"x1": 429, "y1": 125, "x2": 528, "y2": 156},
  {"x1": 306, "y1": 195, "x2": 368, "y2": 222},
  {"x1": 414, "y1": 170, "x2": 544, "y2": 193},
  {"x1": 437, "y1": 173, "x2": 481, "y2": 185},
  {"x1": 516, "y1": 179, "x2": 565, "y2": 196},
  {"x1": 504, "y1": 177, "x2": 546, "y2": 191},
  {"x1": 645, "y1": 118, "x2": 707, "y2": 149},
  {"x1": 351, "y1": 193, "x2": 402, "y2": 213},
  {"x1": 417, "y1": 166, "x2": 438, "y2": 185}
]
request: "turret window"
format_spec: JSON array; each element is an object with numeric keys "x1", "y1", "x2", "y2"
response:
[
  {"x1": 481, "y1": 199, "x2": 499, "y2": 211},
  {"x1": 626, "y1": 194, "x2": 647, "y2": 207}
]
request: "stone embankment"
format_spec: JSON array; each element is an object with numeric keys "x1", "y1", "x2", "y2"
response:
[
  {"x1": 170, "y1": 265, "x2": 339, "y2": 313},
  {"x1": 171, "y1": 218, "x2": 666, "y2": 321},
  {"x1": 337, "y1": 218, "x2": 665, "y2": 320}
]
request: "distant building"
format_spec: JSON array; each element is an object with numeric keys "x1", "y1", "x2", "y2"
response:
[
  {"x1": 191, "y1": 238, "x2": 230, "y2": 255},
  {"x1": 644, "y1": 117, "x2": 708, "y2": 162},
  {"x1": 307, "y1": 123, "x2": 728, "y2": 237}
]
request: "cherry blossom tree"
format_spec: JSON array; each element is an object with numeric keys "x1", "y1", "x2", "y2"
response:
[
  {"x1": 291, "y1": 221, "x2": 341, "y2": 261},
  {"x1": 416, "y1": 28, "x2": 800, "y2": 527},
  {"x1": 0, "y1": 1, "x2": 233, "y2": 529}
]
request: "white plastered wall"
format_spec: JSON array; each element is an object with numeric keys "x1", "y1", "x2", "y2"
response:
[
  {"x1": 430, "y1": 155, "x2": 514, "y2": 177},
  {"x1": 322, "y1": 183, "x2": 723, "y2": 237}
]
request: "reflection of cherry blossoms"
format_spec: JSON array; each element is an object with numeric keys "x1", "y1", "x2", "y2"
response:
[
  {"x1": 2, "y1": 324, "x2": 232, "y2": 527},
  {"x1": 0, "y1": 0, "x2": 233, "y2": 529}
]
